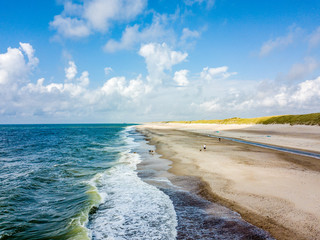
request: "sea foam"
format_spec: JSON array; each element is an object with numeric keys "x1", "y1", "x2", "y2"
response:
[{"x1": 86, "y1": 127, "x2": 177, "y2": 239}]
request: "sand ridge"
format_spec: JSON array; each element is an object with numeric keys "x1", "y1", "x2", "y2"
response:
[{"x1": 137, "y1": 123, "x2": 320, "y2": 240}]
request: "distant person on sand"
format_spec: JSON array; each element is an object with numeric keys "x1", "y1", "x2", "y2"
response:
[{"x1": 203, "y1": 144, "x2": 206, "y2": 150}]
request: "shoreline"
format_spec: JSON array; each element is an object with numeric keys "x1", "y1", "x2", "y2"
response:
[
  {"x1": 135, "y1": 127, "x2": 275, "y2": 239},
  {"x1": 137, "y1": 123, "x2": 320, "y2": 240}
]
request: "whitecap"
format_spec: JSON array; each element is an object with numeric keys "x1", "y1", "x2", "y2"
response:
[{"x1": 86, "y1": 127, "x2": 177, "y2": 239}]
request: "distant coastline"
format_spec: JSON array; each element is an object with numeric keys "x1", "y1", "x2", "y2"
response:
[{"x1": 164, "y1": 112, "x2": 320, "y2": 126}]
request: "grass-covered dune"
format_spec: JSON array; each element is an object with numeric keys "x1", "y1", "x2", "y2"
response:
[{"x1": 166, "y1": 113, "x2": 320, "y2": 126}]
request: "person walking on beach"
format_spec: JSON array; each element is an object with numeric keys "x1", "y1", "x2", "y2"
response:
[{"x1": 203, "y1": 144, "x2": 206, "y2": 151}]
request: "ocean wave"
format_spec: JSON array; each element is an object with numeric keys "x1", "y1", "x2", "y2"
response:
[{"x1": 86, "y1": 127, "x2": 177, "y2": 239}]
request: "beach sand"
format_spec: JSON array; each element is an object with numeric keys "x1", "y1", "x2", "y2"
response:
[{"x1": 137, "y1": 123, "x2": 320, "y2": 240}]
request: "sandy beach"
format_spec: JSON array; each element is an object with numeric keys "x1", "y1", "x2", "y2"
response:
[{"x1": 137, "y1": 123, "x2": 320, "y2": 240}]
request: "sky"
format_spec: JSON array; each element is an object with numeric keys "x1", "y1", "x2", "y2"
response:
[{"x1": 1, "y1": 0, "x2": 320, "y2": 123}]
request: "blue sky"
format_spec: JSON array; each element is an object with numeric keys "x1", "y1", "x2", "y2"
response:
[{"x1": 1, "y1": 0, "x2": 320, "y2": 123}]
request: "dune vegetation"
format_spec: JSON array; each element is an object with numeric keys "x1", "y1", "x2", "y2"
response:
[{"x1": 166, "y1": 113, "x2": 320, "y2": 126}]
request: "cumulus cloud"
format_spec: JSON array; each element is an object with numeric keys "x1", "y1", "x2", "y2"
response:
[
  {"x1": 50, "y1": 0, "x2": 146, "y2": 38},
  {"x1": 64, "y1": 61, "x2": 89, "y2": 87},
  {"x1": 78, "y1": 71, "x2": 90, "y2": 87},
  {"x1": 52, "y1": 1, "x2": 200, "y2": 52},
  {"x1": 0, "y1": 43, "x2": 153, "y2": 122},
  {"x1": 139, "y1": 43, "x2": 188, "y2": 85},
  {"x1": 19, "y1": 42, "x2": 39, "y2": 68},
  {"x1": 50, "y1": 15, "x2": 91, "y2": 38},
  {"x1": 190, "y1": 75, "x2": 320, "y2": 117},
  {"x1": 233, "y1": 76, "x2": 320, "y2": 111},
  {"x1": 291, "y1": 76, "x2": 320, "y2": 103},
  {"x1": 173, "y1": 69, "x2": 189, "y2": 86},
  {"x1": 24, "y1": 61, "x2": 90, "y2": 98},
  {"x1": 259, "y1": 27, "x2": 301, "y2": 57},
  {"x1": 65, "y1": 61, "x2": 78, "y2": 81},
  {"x1": 101, "y1": 75, "x2": 150, "y2": 99},
  {"x1": 190, "y1": 61, "x2": 320, "y2": 117},
  {"x1": 0, "y1": 43, "x2": 38, "y2": 87},
  {"x1": 104, "y1": 15, "x2": 174, "y2": 52},
  {"x1": 200, "y1": 66, "x2": 236, "y2": 81},
  {"x1": 2, "y1": 43, "x2": 320, "y2": 123}
]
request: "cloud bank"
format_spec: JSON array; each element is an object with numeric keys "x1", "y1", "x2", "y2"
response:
[{"x1": 1, "y1": 42, "x2": 320, "y2": 123}]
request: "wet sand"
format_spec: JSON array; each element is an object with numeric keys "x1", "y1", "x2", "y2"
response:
[{"x1": 137, "y1": 123, "x2": 320, "y2": 240}]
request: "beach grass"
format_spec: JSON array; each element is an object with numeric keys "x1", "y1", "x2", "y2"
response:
[{"x1": 166, "y1": 112, "x2": 320, "y2": 126}]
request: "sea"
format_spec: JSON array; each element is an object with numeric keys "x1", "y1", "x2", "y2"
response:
[{"x1": 0, "y1": 124, "x2": 274, "y2": 240}]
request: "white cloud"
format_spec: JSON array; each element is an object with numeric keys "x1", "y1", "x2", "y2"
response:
[
  {"x1": 235, "y1": 76, "x2": 320, "y2": 110},
  {"x1": 173, "y1": 69, "x2": 189, "y2": 86},
  {"x1": 189, "y1": 75, "x2": 320, "y2": 117},
  {"x1": 64, "y1": 61, "x2": 89, "y2": 87},
  {"x1": 19, "y1": 42, "x2": 39, "y2": 68},
  {"x1": 200, "y1": 66, "x2": 236, "y2": 81},
  {"x1": 52, "y1": 1, "x2": 200, "y2": 53},
  {"x1": 180, "y1": 28, "x2": 201, "y2": 48},
  {"x1": 292, "y1": 76, "x2": 320, "y2": 103},
  {"x1": 101, "y1": 76, "x2": 126, "y2": 95},
  {"x1": 285, "y1": 57, "x2": 318, "y2": 81},
  {"x1": 104, "y1": 24, "x2": 151, "y2": 52},
  {"x1": 139, "y1": 43, "x2": 188, "y2": 85},
  {"x1": 78, "y1": 71, "x2": 90, "y2": 87},
  {"x1": 189, "y1": 63, "x2": 320, "y2": 117},
  {"x1": 0, "y1": 43, "x2": 153, "y2": 122},
  {"x1": 83, "y1": 0, "x2": 119, "y2": 32},
  {"x1": 50, "y1": 15, "x2": 91, "y2": 38},
  {"x1": 2, "y1": 43, "x2": 320, "y2": 123},
  {"x1": 65, "y1": 61, "x2": 78, "y2": 81},
  {"x1": 259, "y1": 27, "x2": 301, "y2": 57},
  {"x1": 84, "y1": 0, "x2": 146, "y2": 32},
  {"x1": 104, "y1": 13, "x2": 176, "y2": 52},
  {"x1": 309, "y1": 26, "x2": 320, "y2": 48},
  {"x1": 24, "y1": 64, "x2": 89, "y2": 97},
  {"x1": 51, "y1": 0, "x2": 146, "y2": 38},
  {"x1": 0, "y1": 48, "x2": 25, "y2": 85},
  {"x1": 0, "y1": 43, "x2": 38, "y2": 87},
  {"x1": 181, "y1": 28, "x2": 200, "y2": 42},
  {"x1": 101, "y1": 75, "x2": 149, "y2": 99}
]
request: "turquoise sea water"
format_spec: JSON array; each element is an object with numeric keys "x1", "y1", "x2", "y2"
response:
[
  {"x1": 0, "y1": 124, "x2": 275, "y2": 240},
  {"x1": 0, "y1": 124, "x2": 176, "y2": 239}
]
